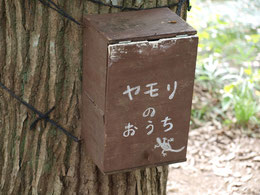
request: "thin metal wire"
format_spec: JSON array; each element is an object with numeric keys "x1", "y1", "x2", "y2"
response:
[
  {"x1": 38, "y1": 0, "x2": 82, "y2": 26},
  {"x1": 0, "y1": 81, "x2": 80, "y2": 142},
  {"x1": 38, "y1": 0, "x2": 191, "y2": 25}
]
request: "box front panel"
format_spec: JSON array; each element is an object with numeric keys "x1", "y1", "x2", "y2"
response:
[{"x1": 104, "y1": 36, "x2": 198, "y2": 173}]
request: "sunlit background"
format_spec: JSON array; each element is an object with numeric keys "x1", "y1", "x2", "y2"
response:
[{"x1": 167, "y1": 0, "x2": 260, "y2": 194}]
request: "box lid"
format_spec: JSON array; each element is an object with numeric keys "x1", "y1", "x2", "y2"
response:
[{"x1": 84, "y1": 8, "x2": 197, "y2": 43}]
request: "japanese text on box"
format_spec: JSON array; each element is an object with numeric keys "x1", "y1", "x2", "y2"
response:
[{"x1": 122, "y1": 81, "x2": 185, "y2": 157}]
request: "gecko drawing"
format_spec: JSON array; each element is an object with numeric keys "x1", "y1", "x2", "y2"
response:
[{"x1": 154, "y1": 137, "x2": 185, "y2": 157}]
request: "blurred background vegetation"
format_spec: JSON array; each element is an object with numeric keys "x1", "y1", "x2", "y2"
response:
[{"x1": 188, "y1": 0, "x2": 260, "y2": 135}]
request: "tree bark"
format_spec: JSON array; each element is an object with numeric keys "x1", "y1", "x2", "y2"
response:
[{"x1": 0, "y1": 1, "x2": 188, "y2": 194}]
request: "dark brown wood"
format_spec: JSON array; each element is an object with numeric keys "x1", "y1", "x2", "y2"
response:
[
  {"x1": 82, "y1": 19, "x2": 108, "y2": 171},
  {"x1": 82, "y1": 8, "x2": 198, "y2": 174},
  {"x1": 84, "y1": 8, "x2": 197, "y2": 43},
  {"x1": 82, "y1": 25, "x2": 108, "y2": 110}
]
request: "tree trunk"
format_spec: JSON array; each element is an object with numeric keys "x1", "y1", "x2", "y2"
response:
[{"x1": 0, "y1": 1, "x2": 188, "y2": 194}]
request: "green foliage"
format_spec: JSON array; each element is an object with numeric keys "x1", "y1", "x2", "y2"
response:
[
  {"x1": 222, "y1": 68, "x2": 260, "y2": 126},
  {"x1": 198, "y1": 17, "x2": 259, "y2": 66},
  {"x1": 196, "y1": 57, "x2": 237, "y2": 91},
  {"x1": 234, "y1": 98, "x2": 257, "y2": 125},
  {"x1": 189, "y1": 0, "x2": 260, "y2": 130},
  {"x1": 190, "y1": 0, "x2": 260, "y2": 67}
]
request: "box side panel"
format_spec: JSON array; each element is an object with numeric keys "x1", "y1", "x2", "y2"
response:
[
  {"x1": 103, "y1": 36, "x2": 198, "y2": 173},
  {"x1": 82, "y1": 98, "x2": 105, "y2": 170},
  {"x1": 82, "y1": 22, "x2": 108, "y2": 171},
  {"x1": 83, "y1": 24, "x2": 107, "y2": 110}
]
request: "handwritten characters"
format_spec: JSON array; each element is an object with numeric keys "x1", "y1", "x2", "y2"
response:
[
  {"x1": 167, "y1": 81, "x2": 177, "y2": 100},
  {"x1": 123, "y1": 107, "x2": 173, "y2": 137},
  {"x1": 122, "y1": 81, "x2": 184, "y2": 157},
  {"x1": 143, "y1": 107, "x2": 156, "y2": 135},
  {"x1": 161, "y1": 116, "x2": 173, "y2": 132},
  {"x1": 122, "y1": 85, "x2": 140, "y2": 101},
  {"x1": 123, "y1": 123, "x2": 138, "y2": 137},
  {"x1": 123, "y1": 81, "x2": 178, "y2": 101},
  {"x1": 144, "y1": 83, "x2": 159, "y2": 98}
]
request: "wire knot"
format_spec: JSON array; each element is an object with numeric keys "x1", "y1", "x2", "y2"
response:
[
  {"x1": 0, "y1": 81, "x2": 80, "y2": 142},
  {"x1": 30, "y1": 106, "x2": 55, "y2": 130}
]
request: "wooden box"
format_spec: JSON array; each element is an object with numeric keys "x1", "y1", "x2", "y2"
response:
[{"x1": 82, "y1": 8, "x2": 198, "y2": 174}]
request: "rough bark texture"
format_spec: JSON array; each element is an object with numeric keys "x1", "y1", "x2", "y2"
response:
[{"x1": 0, "y1": 1, "x2": 187, "y2": 194}]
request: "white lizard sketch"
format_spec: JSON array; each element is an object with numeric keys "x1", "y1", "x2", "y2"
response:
[{"x1": 154, "y1": 137, "x2": 185, "y2": 157}]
